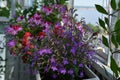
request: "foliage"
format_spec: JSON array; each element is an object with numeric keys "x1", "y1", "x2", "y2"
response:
[
  {"x1": 0, "y1": 0, "x2": 11, "y2": 17},
  {"x1": 5, "y1": 0, "x2": 95, "y2": 80},
  {"x1": 87, "y1": 23, "x2": 100, "y2": 32},
  {"x1": 95, "y1": 0, "x2": 120, "y2": 79},
  {"x1": 0, "y1": 7, "x2": 10, "y2": 18}
]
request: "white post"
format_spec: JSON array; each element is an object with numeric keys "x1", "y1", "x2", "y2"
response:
[
  {"x1": 36, "y1": 70, "x2": 41, "y2": 80},
  {"x1": 11, "y1": 0, "x2": 16, "y2": 18},
  {"x1": 69, "y1": 0, "x2": 74, "y2": 9},
  {"x1": 69, "y1": 0, "x2": 74, "y2": 16}
]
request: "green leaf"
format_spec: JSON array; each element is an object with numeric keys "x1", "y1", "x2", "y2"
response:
[
  {"x1": 99, "y1": 18, "x2": 107, "y2": 30},
  {"x1": 116, "y1": 32, "x2": 120, "y2": 45},
  {"x1": 110, "y1": 56, "x2": 119, "y2": 77},
  {"x1": 104, "y1": 17, "x2": 109, "y2": 26},
  {"x1": 111, "y1": 34, "x2": 118, "y2": 48},
  {"x1": 95, "y1": 4, "x2": 108, "y2": 15},
  {"x1": 110, "y1": 0, "x2": 116, "y2": 10},
  {"x1": 0, "y1": 7, "x2": 10, "y2": 17},
  {"x1": 114, "y1": 19, "x2": 120, "y2": 45},
  {"x1": 114, "y1": 19, "x2": 120, "y2": 31},
  {"x1": 16, "y1": 2, "x2": 22, "y2": 9},
  {"x1": 102, "y1": 35, "x2": 109, "y2": 48}
]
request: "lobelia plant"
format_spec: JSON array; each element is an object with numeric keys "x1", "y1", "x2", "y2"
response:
[
  {"x1": 5, "y1": 0, "x2": 96, "y2": 80},
  {"x1": 95, "y1": 0, "x2": 120, "y2": 79}
]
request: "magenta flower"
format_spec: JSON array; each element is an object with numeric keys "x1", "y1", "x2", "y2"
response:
[
  {"x1": 41, "y1": 6, "x2": 53, "y2": 15},
  {"x1": 62, "y1": 16, "x2": 68, "y2": 24},
  {"x1": 53, "y1": 4, "x2": 62, "y2": 9},
  {"x1": 5, "y1": 25, "x2": 22, "y2": 35},
  {"x1": 33, "y1": 13, "x2": 43, "y2": 25},
  {"x1": 17, "y1": 15, "x2": 24, "y2": 21},
  {"x1": 75, "y1": 22, "x2": 85, "y2": 34},
  {"x1": 28, "y1": 17, "x2": 34, "y2": 26}
]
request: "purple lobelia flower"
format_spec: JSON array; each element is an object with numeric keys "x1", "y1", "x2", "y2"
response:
[
  {"x1": 70, "y1": 47, "x2": 76, "y2": 55},
  {"x1": 7, "y1": 40, "x2": 16, "y2": 48},
  {"x1": 59, "y1": 68, "x2": 66, "y2": 74},
  {"x1": 80, "y1": 72, "x2": 84, "y2": 78},
  {"x1": 72, "y1": 59, "x2": 77, "y2": 65},
  {"x1": 52, "y1": 74, "x2": 57, "y2": 79},
  {"x1": 88, "y1": 50, "x2": 95, "y2": 55},
  {"x1": 44, "y1": 66, "x2": 50, "y2": 72},
  {"x1": 51, "y1": 66, "x2": 58, "y2": 71},
  {"x1": 62, "y1": 58, "x2": 68, "y2": 65},
  {"x1": 68, "y1": 69, "x2": 73, "y2": 75},
  {"x1": 34, "y1": 56, "x2": 38, "y2": 61},
  {"x1": 59, "y1": 5, "x2": 67, "y2": 13},
  {"x1": 50, "y1": 57, "x2": 56, "y2": 63},
  {"x1": 79, "y1": 63, "x2": 84, "y2": 68},
  {"x1": 38, "y1": 48, "x2": 51, "y2": 55}
]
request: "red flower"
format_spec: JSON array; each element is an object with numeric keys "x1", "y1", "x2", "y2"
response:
[
  {"x1": 27, "y1": 51, "x2": 31, "y2": 55},
  {"x1": 22, "y1": 55, "x2": 27, "y2": 63},
  {"x1": 53, "y1": 26, "x2": 64, "y2": 36},
  {"x1": 22, "y1": 32, "x2": 31, "y2": 46},
  {"x1": 24, "y1": 32, "x2": 31, "y2": 37},
  {"x1": 30, "y1": 44, "x2": 34, "y2": 48},
  {"x1": 38, "y1": 32, "x2": 46, "y2": 39},
  {"x1": 22, "y1": 40, "x2": 29, "y2": 46}
]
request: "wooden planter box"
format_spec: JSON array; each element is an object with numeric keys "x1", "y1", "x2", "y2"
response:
[
  {"x1": 83, "y1": 65, "x2": 99, "y2": 80},
  {"x1": 36, "y1": 65, "x2": 99, "y2": 80}
]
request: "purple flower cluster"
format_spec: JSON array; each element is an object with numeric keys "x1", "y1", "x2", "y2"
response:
[{"x1": 5, "y1": 2, "x2": 96, "y2": 80}]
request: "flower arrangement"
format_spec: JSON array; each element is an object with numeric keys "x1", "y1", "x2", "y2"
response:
[{"x1": 5, "y1": 0, "x2": 95, "y2": 80}]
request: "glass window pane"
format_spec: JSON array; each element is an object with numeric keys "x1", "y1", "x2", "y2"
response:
[{"x1": 74, "y1": 0, "x2": 108, "y2": 25}]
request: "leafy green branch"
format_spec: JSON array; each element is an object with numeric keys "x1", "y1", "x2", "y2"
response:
[{"x1": 95, "y1": 0, "x2": 120, "y2": 79}]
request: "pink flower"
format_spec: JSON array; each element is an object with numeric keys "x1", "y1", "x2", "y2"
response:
[
  {"x1": 75, "y1": 22, "x2": 85, "y2": 33},
  {"x1": 41, "y1": 6, "x2": 53, "y2": 15},
  {"x1": 33, "y1": 13, "x2": 43, "y2": 25},
  {"x1": 5, "y1": 25, "x2": 22, "y2": 35},
  {"x1": 17, "y1": 15, "x2": 24, "y2": 21}
]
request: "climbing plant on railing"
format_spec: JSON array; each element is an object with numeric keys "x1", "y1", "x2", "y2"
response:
[{"x1": 95, "y1": 0, "x2": 120, "y2": 79}]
